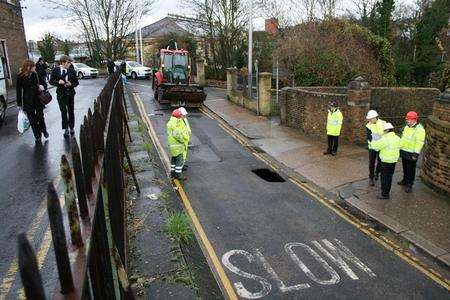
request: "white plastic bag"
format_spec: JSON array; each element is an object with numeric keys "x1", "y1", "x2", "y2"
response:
[{"x1": 17, "y1": 109, "x2": 30, "y2": 134}]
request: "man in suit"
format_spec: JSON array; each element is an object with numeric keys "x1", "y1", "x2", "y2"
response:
[{"x1": 49, "y1": 55, "x2": 79, "y2": 137}]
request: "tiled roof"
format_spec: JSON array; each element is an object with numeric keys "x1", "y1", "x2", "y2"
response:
[{"x1": 130, "y1": 16, "x2": 205, "y2": 38}]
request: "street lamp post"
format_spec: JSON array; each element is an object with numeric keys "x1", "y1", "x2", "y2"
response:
[{"x1": 247, "y1": 0, "x2": 253, "y2": 97}]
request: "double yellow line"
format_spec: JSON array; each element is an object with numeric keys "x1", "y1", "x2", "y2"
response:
[
  {"x1": 199, "y1": 106, "x2": 450, "y2": 291},
  {"x1": 0, "y1": 176, "x2": 62, "y2": 298},
  {"x1": 133, "y1": 93, "x2": 238, "y2": 300}
]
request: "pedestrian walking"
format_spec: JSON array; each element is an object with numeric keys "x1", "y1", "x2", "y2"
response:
[
  {"x1": 49, "y1": 55, "x2": 79, "y2": 138},
  {"x1": 323, "y1": 100, "x2": 343, "y2": 156},
  {"x1": 179, "y1": 107, "x2": 191, "y2": 169},
  {"x1": 16, "y1": 59, "x2": 48, "y2": 143},
  {"x1": 398, "y1": 111, "x2": 426, "y2": 193},
  {"x1": 107, "y1": 59, "x2": 115, "y2": 75},
  {"x1": 167, "y1": 109, "x2": 190, "y2": 180},
  {"x1": 366, "y1": 110, "x2": 386, "y2": 186},
  {"x1": 371, "y1": 122, "x2": 401, "y2": 199},
  {"x1": 35, "y1": 57, "x2": 48, "y2": 90}
]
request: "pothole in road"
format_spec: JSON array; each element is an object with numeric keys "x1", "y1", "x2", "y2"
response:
[{"x1": 252, "y1": 168, "x2": 286, "y2": 182}]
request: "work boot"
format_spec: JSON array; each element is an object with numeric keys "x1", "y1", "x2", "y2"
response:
[
  {"x1": 170, "y1": 171, "x2": 176, "y2": 178},
  {"x1": 43, "y1": 131, "x2": 49, "y2": 139},
  {"x1": 331, "y1": 151, "x2": 337, "y2": 156},
  {"x1": 182, "y1": 165, "x2": 188, "y2": 171},
  {"x1": 397, "y1": 180, "x2": 406, "y2": 186},
  {"x1": 174, "y1": 172, "x2": 186, "y2": 181},
  {"x1": 369, "y1": 178, "x2": 375, "y2": 186},
  {"x1": 70, "y1": 128, "x2": 75, "y2": 136},
  {"x1": 63, "y1": 129, "x2": 69, "y2": 138},
  {"x1": 376, "y1": 194, "x2": 389, "y2": 200},
  {"x1": 35, "y1": 138, "x2": 42, "y2": 144},
  {"x1": 405, "y1": 186, "x2": 412, "y2": 193}
]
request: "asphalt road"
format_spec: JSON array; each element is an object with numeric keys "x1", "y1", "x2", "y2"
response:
[
  {"x1": 0, "y1": 78, "x2": 106, "y2": 298},
  {"x1": 128, "y1": 79, "x2": 449, "y2": 299}
]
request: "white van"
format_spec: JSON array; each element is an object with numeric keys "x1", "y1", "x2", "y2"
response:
[{"x1": 114, "y1": 61, "x2": 151, "y2": 79}]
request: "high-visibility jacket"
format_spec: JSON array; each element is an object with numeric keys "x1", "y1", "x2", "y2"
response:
[
  {"x1": 327, "y1": 109, "x2": 343, "y2": 136},
  {"x1": 366, "y1": 119, "x2": 386, "y2": 150},
  {"x1": 400, "y1": 123, "x2": 426, "y2": 154},
  {"x1": 371, "y1": 131, "x2": 401, "y2": 163},
  {"x1": 182, "y1": 118, "x2": 191, "y2": 160},
  {"x1": 167, "y1": 116, "x2": 189, "y2": 157}
]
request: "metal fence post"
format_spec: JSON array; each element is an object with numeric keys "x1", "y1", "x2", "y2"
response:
[
  {"x1": 71, "y1": 137, "x2": 89, "y2": 219},
  {"x1": 47, "y1": 182, "x2": 74, "y2": 294},
  {"x1": 18, "y1": 233, "x2": 45, "y2": 300},
  {"x1": 61, "y1": 155, "x2": 84, "y2": 248}
]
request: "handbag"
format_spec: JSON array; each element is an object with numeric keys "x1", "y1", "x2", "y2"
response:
[{"x1": 36, "y1": 72, "x2": 52, "y2": 105}]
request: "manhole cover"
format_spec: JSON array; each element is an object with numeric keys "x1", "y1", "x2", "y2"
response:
[{"x1": 252, "y1": 168, "x2": 285, "y2": 182}]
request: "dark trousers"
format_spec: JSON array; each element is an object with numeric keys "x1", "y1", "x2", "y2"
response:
[
  {"x1": 380, "y1": 162, "x2": 396, "y2": 197},
  {"x1": 25, "y1": 107, "x2": 46, "y2": 139},
  {"x1": 57, "y1": 94, "x2": 75, "y2": 129},
  {"x1": 402, "y1": 158, "x2": 417, "y2": 186},
  {"x1": 369, "y1": 149, "x2": 381, "y2": 179},
  {"x1": 171, "y1": 154, "x2": 185, "y2": 174},
  {"x1": 327, "y1": 135, "x2": 339, "y2": 153}
]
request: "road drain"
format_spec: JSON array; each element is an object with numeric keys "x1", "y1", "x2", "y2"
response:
[{"x1": 252, "y1": 168, "x2": 286, "y2": 182}]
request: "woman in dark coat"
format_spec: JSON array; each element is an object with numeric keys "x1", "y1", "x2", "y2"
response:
[
  {"x1": 16, "y1": 59, "x2": 48, "y2": 142},
  {"x1": 35, "y1": 57, "x2": 48, "y2": 90}
]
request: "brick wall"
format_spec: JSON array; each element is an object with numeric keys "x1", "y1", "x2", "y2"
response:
[
  {"x1": 371, "y1": 87, "x2": 440, "y2": 129},
  {"x1": 280, "y1": 88, "x2": 350, "y2": 141},
  {"x1": 422, "y1": 92, "x2": 450, "y2": 196},
  {"x1": 0, "y1": 1, "x2": 29, "y2": 87}
]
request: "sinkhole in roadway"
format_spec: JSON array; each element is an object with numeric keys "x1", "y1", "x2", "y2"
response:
[{"x1": 252, "y1": 168, "x2": 286, "y2": 182}]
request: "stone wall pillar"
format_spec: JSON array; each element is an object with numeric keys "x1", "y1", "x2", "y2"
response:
[
  {"x1": 196, "y1": 58, "x2": 205, "y2": 86},
  {"x1": 421, "y1": 89, "x2": 450, "y2": 195},
  {"x1": 346, "y1": 76, "x2": 371, "y2": 143},
  {"x1": 226, "y1": 68, "x2": 237, "y2": 98},
  {"x1": 258, "y1": 72, "x2": 272, "y2": 116}
]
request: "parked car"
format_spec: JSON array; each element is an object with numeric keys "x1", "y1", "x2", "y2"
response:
[
  {"x1": 114, "y1": 61, "x2": 152, "y2": 79},
  {"x1": 0, "y1": 61, "x2": 7, "y2": 124},
  {"x1": 73, "y1": 63, "x2": 98, "y2": 79}
]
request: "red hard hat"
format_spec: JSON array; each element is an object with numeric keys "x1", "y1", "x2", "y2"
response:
[
  {"x1": 405, "y1": 111, "x2": 418, "y2": 120},
  {"x1": 172, "y1": 109, "x2": 182, "y2": 118}
]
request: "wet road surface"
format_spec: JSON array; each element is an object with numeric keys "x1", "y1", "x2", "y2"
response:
[
  {"x1": 128, "y1": 79, "x2": 449, "y2": 299},
  {"x1": 0, "y1": 78, "x2": 106, "y2": 298}
]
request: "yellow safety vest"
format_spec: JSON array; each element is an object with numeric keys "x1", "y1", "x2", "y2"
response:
[
  {"x1": 327, "y1": 109, "x2": 343, "y2": 136},
  {"x1": 182, "y1": 118, "x2": 191, "y2": 160},
  {"x1": 400, "y1": 123, "x2": 426, "y2": 154},
  {"x1": 366, "y1": 119, "x2": 386, "y2": 149},
  {"x1": 167, "y1": 116, "x2": 189, "y2": 157},
  {"x1": 371, "y1": 132, "x2": 401, "y2": 163}
]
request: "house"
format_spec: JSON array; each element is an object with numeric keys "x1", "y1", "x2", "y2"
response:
[
  {"x1": 0, "y1": 0, "x2": 28, "y2": 87},
  {"x1": 126, "y1": 15, "x2": 208, "y2": 66}
]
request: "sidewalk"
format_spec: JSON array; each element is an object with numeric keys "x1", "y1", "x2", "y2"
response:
[{"x1": 203, "y1": 93, "x2": 450, "y2": 267}]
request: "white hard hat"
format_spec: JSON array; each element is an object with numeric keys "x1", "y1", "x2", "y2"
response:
[
  {"x1": 383, "y1": 122, "x2": 394, "y2": 130},
  {"x1": 366, "y1": 110, "x2": 378, "y2": 119},
  {"x1": 179, "y1": 107, "x2": 188, "y2": 116}
]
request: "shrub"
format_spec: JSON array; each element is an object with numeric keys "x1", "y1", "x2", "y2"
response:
[{"x1": 276, "y1": 20, "x2": 395, "y2": 86}]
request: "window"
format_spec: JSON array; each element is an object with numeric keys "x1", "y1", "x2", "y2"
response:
[
  {"x1": 163, "y1": 54, "x2": 173, "y2": 69},
  {"x1": 173, "y1": 54, "x2": 188, "y2": 67},
  {"x1": 127, "y1": 61, "x2": 142, "y2": 67}
]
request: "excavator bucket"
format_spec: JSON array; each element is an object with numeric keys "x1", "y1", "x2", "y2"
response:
[{"x1": 160, "y1": 83, "x2": 206, "y2": 108}]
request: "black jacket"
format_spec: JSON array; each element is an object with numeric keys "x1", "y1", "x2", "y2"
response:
[
  {"x1": 35, "y1": 61, "x2": 48, "y2": 78},
  {"x1": 16, "y1": 72, "x2": 43, "y2": 111},
  {"x1": 49, "y1": 66, "x2": 79, "y2": 96}
]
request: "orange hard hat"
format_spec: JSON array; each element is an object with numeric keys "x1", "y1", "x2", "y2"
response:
[
  {"x1": 172, "y1": 109, "x2": 182, "y2": 118},
  {"x1": 405, "y1": 111, "x2": 418, "y2": 121}
]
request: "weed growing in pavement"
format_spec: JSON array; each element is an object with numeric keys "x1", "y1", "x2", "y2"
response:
[
  {"x1": 137, "y1": 122, "x2": 146, "y2": 134},
  {"x1": 143, "y1": 142, "x2": 152, "y2": 153},
  {"x1": 165, "y1": 212, "x2": 194, "y2": 244}
]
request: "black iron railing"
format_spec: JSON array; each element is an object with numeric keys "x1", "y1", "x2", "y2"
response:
[{"x1": 17, "y1": 70, "x2": 139, "y2": 299}]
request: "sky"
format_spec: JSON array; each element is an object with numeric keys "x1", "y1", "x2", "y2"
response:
[{"x1": 21, "y1": 0, "x2": 417, "y2": 42}]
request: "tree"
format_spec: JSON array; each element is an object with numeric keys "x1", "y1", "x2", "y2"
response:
[
  {"x1": 372, "y1": 0, "x2": 395, "y2": 38},
  {"x1": 38, "y1": 33, "x2": 56, "y2": 62},
  {"x1": 61, "y1": 39, "x2": 71, "y2": 56},
  {"x1": 45, "y1": 0, "x2": 156, "y2": 65}
]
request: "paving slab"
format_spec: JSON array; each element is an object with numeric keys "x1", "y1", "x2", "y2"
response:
[{"x1": 400, "y1": 231, "x2": 448, "y2": 258}]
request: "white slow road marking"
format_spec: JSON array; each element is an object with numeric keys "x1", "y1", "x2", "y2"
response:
[{"x1": 222, "y1": 239, "x2": 377, "y2": 299}]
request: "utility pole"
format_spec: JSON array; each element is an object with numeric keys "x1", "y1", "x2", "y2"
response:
[
  {"x1": 139, "y1": 26, "x2": 144, "y2": 65},
  {"x1": 135, "y1": 21, "x2": 139, "y2": 63},
  {"x1": 247, "y1": 0, "x2": 253, "y2": 97}
]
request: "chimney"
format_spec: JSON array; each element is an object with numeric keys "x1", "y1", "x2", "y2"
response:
[{"x1": 265, "y1": 18, "x2": 279, "y2": 37}]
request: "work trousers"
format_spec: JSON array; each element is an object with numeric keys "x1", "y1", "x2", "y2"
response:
[
  {"x1": 369, "y1": 149, "x2": 381, "y2": 179},
  {"x1": 171, "y1": 154, "x2": 185, "y2": 174},
  {"x1": 327, "y1": 135, "x2": 339, "y2": 153},
  {"x1": 380, "y1": 162, "x2": 396, "y2": 197},
  {"x1": 57, "y1": 94, "x2": 75, "y2": 129},
  {"x1": 402, "y1": 158, "x2": 417, "y2": 187},
  {"x1": 25, "y1": 107, "x2": 46, "y2": 139}
]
